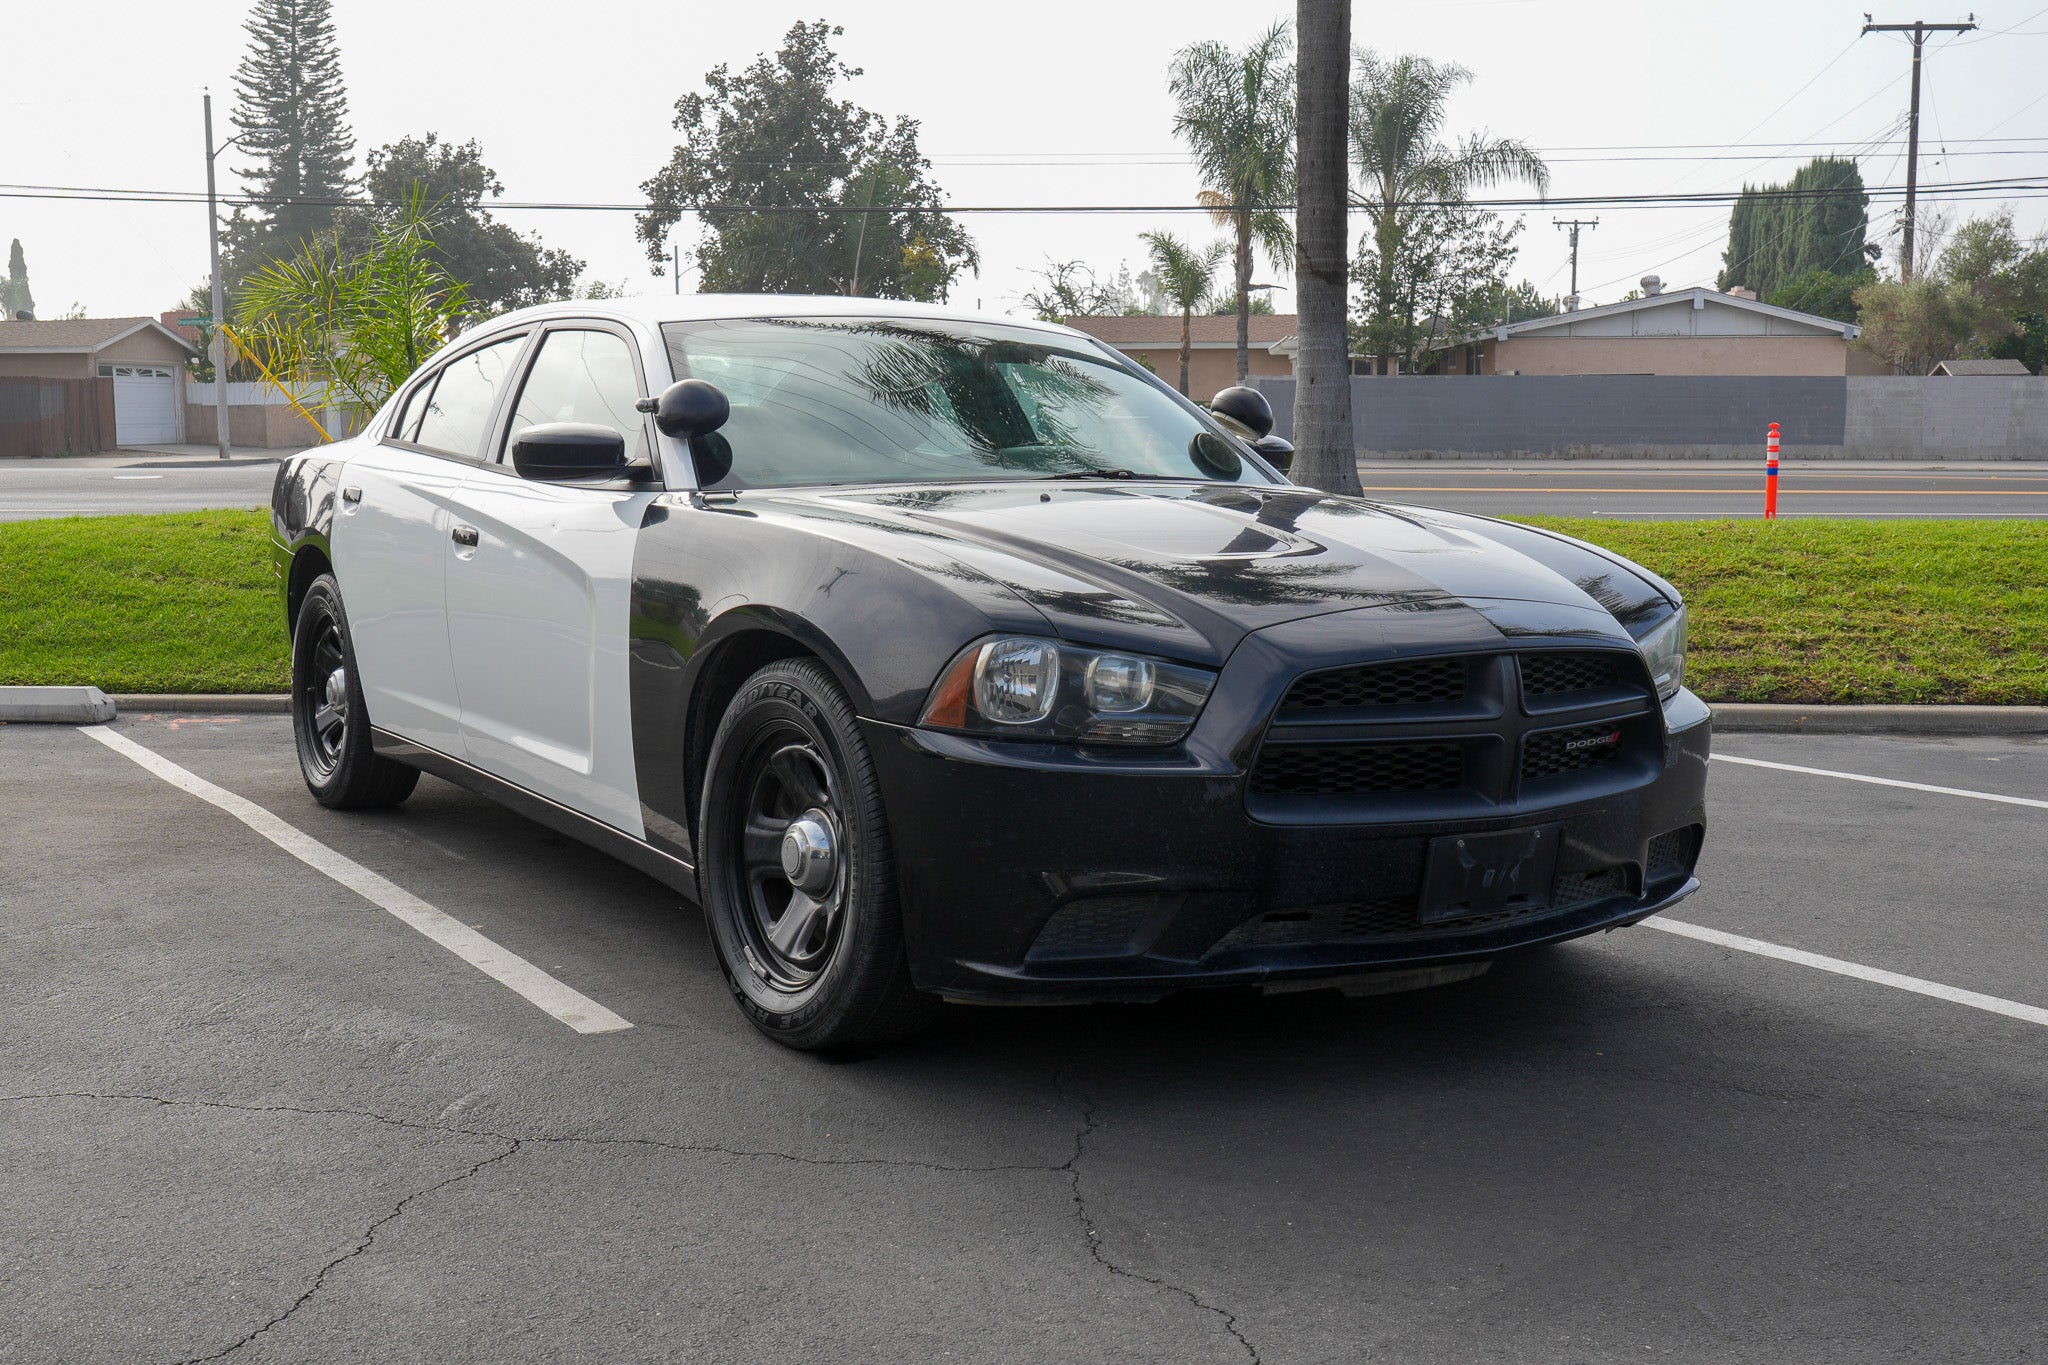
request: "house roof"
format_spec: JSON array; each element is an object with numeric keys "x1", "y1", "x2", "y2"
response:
[
  {"x1": 1930, "y1": 358, "x2": 2032, "y2": 376},
  {"x1": 0, "y1": 316, "x2": 200, "y2": 356},
  {"x1": 1437, "y1": 287, "x2": 1859, "y2": 349},
  {"x1": 1065, "y1": 313, "x2": 1298, "y2": 349}
]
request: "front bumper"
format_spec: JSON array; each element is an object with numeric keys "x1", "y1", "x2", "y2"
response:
[{"x1": 863, "y1": 686, "x2": 1711, "y2": 1005}]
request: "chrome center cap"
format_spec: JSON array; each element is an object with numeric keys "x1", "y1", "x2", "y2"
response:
[
  {"x1": 324, "y1": 668, "x2": 348, "y2": 713},
  {"x1": 779, "y1": 811, "x2": 836, "y2": 894}
]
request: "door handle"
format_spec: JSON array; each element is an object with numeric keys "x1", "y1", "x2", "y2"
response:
[
  {"x1": 452, "y1": 525, "x2": 479, "y2": 547},
  {"x1": 341, "y1": 485, "x2": 362, "y2": 504}
]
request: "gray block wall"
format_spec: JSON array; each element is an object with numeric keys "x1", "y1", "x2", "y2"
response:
[{"x1": 1250, "y1": 375, "x2": 2048, "y2": 460}]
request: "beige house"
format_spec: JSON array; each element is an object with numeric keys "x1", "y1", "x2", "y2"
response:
[
  {"x1": 0, "y1": 316, "x2": 199, "y2": 444},
  {"x1": 1064, "y1": 313, "x2": 1296, "y2": 399},
  {"x1": 1430, "y1": 286, "x2": 1890, "y2": 377}
]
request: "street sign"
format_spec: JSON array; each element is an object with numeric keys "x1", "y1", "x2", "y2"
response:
[{"x1": 177, "y1": 315, "x2": 211, "y2": 325}]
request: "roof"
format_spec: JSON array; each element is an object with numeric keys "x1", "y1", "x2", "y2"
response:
[
  {"x1": 453, "y1": 293, "x2": 1088, "y2": 346},
  {"x1": 1436, "y1": 287, "x2": 1859, "y2": 349},
  {"x1": 1930, "y1": 358, "x2": 2032, "y2": 376},
  {"x1": 1064, "y1": 313, "x2": 1298, "y2": 349},
  {"x1": 0, "y1": 316, "x2": 200, "y2": 356}
]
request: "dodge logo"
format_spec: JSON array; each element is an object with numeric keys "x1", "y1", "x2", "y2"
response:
[{"x1": 1563, "y1": 729, "x2": 1624, "y2": 753}]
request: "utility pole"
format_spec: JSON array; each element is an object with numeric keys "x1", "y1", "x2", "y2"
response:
[
  {"x1": 1862, "y1": 15, "x2": 1978, "y2": 280},
  {"x1": 203, "y1": 91, "x2": 230, "y2": 461},
  {"x1": 1553, "y1": 217, "x2": 1598, "y2": 309},
  {"x1": 672, "y1": 241, "x2": 680, "y2": 295}
]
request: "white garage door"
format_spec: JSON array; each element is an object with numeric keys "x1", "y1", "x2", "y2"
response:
[{"x1": 100, "y1": 363, "x2": 180, "y2": 445}]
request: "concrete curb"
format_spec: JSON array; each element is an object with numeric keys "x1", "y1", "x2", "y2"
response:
[
  {"x1": 0, "y1": 686, "x2": 117, "y2": 723},
  {"x1": 111, "y1": 694, "x2": 291, "y2": 714},
  {"x1": 1712, "y1": 703, "x2": 2048, "y2": 735}
]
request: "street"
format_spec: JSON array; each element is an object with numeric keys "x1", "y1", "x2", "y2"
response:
[
  {"x1": 3, "y1": 713, "x2": 2043, "y2": 1363},
  {"x1": 0, "y1": 452, "x2": 283, "y2": 523},
  {"x1": 1356, "y1": 459, "x2": 2048, "y2": 519},
  {"x1": 7, "y1": 454, "x2": 2048, "y2": 524}
]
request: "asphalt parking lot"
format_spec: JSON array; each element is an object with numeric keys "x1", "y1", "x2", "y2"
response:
[{"x1": 4, "y1": 714, "x2": 2044, "y2": 1363}]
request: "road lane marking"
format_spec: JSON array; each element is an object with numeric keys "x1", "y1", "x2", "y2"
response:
[
  {"x1": 1649, "y1": 918, "x2": 2048, "y2": 1029},
  {"x1": 77, "y1": 726, "x2": 633, "y2": 1034},
  {"x1": 1712, "y1": 753, "x2": 2048, "y2": 811}
]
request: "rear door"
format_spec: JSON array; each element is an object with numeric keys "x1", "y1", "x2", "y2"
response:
[
  {"x1": 443, "y1": 322, "x2": 662, "y2": 834},
  {"x1": 332, "y1": 331, "x2": 530, "y2": 758}
]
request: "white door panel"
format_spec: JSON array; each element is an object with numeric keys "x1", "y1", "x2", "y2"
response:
[
  {"x1": 106, "y1": 365, "x2": 179, "y2": 444},
  {"x1": 445, "y1": 466, "x2": 655, "y2": 835},
  {"x1": 329, "y1": 445, "x2": 469, "y2": 757}
]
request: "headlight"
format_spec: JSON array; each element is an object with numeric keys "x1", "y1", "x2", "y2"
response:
[
  {"x1": 919, "y1": 636, "x2": 1216, "y2": 745},
  {"x1": 1635, "y1": 605, "x2": 1688, "y2": 702}
]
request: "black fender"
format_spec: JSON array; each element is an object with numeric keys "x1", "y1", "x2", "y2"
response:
[{"x1": 627, "y1": 494, "x2": 1050, "y2": 865}]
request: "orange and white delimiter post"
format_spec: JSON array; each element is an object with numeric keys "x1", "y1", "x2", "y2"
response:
[{"x1": 1765, "y1": 422, "x2": 1780, "y2": 519}]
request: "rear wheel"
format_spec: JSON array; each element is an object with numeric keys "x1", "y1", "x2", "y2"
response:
[
  {"x1": 699, "y1": 658, "x2": 937, "y2": 1050},
  {"x1": 291, "y1": 573, "x2": 419, "y2": 809}
]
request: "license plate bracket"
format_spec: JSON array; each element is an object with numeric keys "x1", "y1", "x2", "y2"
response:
[{"x1": 1417, "y1": 824, "x2": 1562, "y2": 924}]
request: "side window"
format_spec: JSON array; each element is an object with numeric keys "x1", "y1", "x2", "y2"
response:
[
  {"x1": 411, "y1": 335, "x2": 524, "y2": 460},
  {"x1": 388, "y1": 375, "x2": 433, "y2": 444},
  {"x1": 503, "y1": 329, "x2": 649, "y2": 463}
]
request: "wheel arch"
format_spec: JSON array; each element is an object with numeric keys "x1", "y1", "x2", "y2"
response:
[
  {"x1": 285, "y1": 538, "x2": 334, "y2": 632},
  {"x1": 679, "y1": 608, "x2": 873, "y2": 849}
]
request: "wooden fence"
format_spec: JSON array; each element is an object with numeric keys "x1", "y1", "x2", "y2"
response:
[{"x1": 0, "y1": 377, "x2": 117, "y2": 457}]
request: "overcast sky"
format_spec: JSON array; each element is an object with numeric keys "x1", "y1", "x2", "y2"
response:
[{"x1": 8, "y1": 0, "x2": 2045, "y2": 321}]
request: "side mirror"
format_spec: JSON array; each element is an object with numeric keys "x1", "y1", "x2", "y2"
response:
[
  {"x1": 1207, "y1": 385, "x2": 1274, "y2": 440},
  {"x1": 510, "y1": 423, "x2": 629, "y2": 482},
  {"x1": 1253, "y1": 433, "x2": 1294, "y2": 474},
  {"x1": 642, "y1": 378, "x2": 730, "y2": 440}
]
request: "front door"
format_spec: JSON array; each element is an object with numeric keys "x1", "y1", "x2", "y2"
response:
[
  {"x1": 332, "y1": 331, "x2": 530, "y2": 758},
  {"x1": 444, "y1": 325, "x2": 661, "y2": 835}
]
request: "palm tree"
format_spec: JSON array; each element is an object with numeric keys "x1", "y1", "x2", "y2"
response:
[
  {"x1": 1349, "y1": 51, "x2": 1548, "y2": 373},
  {"x1": 1140, "y1": 231, "x2": 1229, "y2": 396},
  {"x1": 1168, "y1": 23, "x2": 1295, "y2": 385},
  {"x1": 1291, "y1": 0, "x2": 1358, "y2": 495}
]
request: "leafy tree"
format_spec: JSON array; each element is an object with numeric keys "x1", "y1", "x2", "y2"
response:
[
  {"x1": 1139, "y1": 231, "x2": 1228, "y2": 395},
  {"x1": 342, "y1": 134, "x2": 581, "y2": 317},
  {"x1": 1852, "y1": 276, "x2": 1986, "y2": 374},
  {"x1": 636, "y1": 21, "x2": 977, "y2": 300},
  {"x1": 1169, "y1": 22, "x2": 1295, "y2": 384},
  {"x1": 1717, "y1": 158, "x2": 1873, "y2": 299},
  {"x1": 1351, "y1": 205, "x2": 1521, "y2": 368},
  {"x1": 1450, "y1": 278, "x2": 1555, "y2": 333},
  {"x1": 235, "y1": 195, "x2": 467, "y2": 416},
  {"x1": 1989, "y1": 314, "x2": 2047, "y2": 374},
  {"x1": 1210, "y1": 293, "x2": 1277, "y2": 316},
  {"x1": 1349, "y1": 51, "x2": 1548, "y2": 374},
  {"x1": 1768, "y1": 267, "x2": 1875, "y2": 324},
  {"x1": 1292, "y1": 0, "x2": 1357, "y2": 495},
  {"x1": 1019, "y1": 259, "x2": 1148, "y2": 321},
  {"x1": 1, "y1": 239, "x2": 31, "y2": 319},
  {"x1": 230, "y1": 0, "x2": 356, "y2": 256}
]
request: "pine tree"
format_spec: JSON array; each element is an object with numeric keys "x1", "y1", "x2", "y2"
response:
[
  {"x1": 231, "y1": 0, "x2": 355, "y2": 253},
  {"x1": 1718, "y1": 158, "x2": 1870, "y2": 299},
  {"x1": 1, "y1": 239, "x2": 32, "y2": 319}
]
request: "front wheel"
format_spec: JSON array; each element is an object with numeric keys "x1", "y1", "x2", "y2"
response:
[
  {"x1": 291, "y1": 573, "x2": 419, "y2": 810},
  {"x1": 698, "y1": 658, "x2": 937, "y2": 1050}
]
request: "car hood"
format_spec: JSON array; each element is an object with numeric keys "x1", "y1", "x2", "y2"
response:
[{"x1": 751, "y1": 481, "x2": 1661, "y2": 663}]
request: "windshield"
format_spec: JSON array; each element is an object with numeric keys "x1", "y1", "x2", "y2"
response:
[{"x1": 660, "y1": 316, "x2": 1275, "y2": 490}]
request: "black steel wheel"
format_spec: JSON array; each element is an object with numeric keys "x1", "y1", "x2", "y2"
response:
[
  {"x1": 699, "y1": 657, "x2": 937, "y2": 1049},
  {"x1": 290, "y1": 573, "x2": 419, "y2": 809}
]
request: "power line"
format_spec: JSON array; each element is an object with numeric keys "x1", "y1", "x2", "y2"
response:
[{"x1": 1862, "y1": 15, "x2": 1981, "y2": 279}]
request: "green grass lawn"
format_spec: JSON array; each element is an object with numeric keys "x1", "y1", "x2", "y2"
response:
[
  {"x1": 0, "y1": 509, "x2": 288, "y2": 693},
  {"x1": 2, "y1": 510, "x2": 2044, "y2": 704}
]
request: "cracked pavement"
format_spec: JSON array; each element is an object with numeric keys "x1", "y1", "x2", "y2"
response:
[{"x1": 3, "y1": 715, "x2": 2045, "y2": 1362}]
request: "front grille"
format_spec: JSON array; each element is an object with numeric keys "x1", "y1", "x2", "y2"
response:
[
  {"x1": 1521, "y1": 722, "x2": 1627, "y2": 781},
  {"x1": 1522, "y1": 652, "x2": 1630, "y2": 697},
  {"x1": 1281, "y1": 657, "x2": 1467, "y2": 712},
  {"x1": 1249, "y1": 742, "x2": 1464, "y2": 796},
  {"x1": 1251, "y1": 649, "x2": 1652, "y2": 810}
]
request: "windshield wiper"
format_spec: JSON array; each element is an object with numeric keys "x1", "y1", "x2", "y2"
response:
[{"x1": 1033, "y1": 468, "x2": 1178, "y2": 481}]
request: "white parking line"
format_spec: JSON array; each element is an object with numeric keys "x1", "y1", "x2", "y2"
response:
[
  {"x1": 1713, "y1": 753, "x2": 2048, "y2": 811},
  {"x1": 1649, "y1": 919, "x2": 2048, "y2": 1029},
  {"x1": 78, "y1": 726, "x2": 633, "y2": 1034}
]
